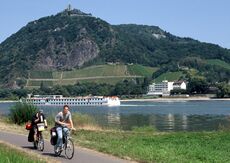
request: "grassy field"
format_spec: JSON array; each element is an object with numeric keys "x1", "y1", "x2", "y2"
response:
[
  {"x1": 26, "y1": 64, "x2": 155, "y2": 87},
  {"x1": 62, "y1": 65, "x2": 128, "y2": 78},
  {"x1": 53, "y1": 80, "x2": 76, "y2": 86},
  {"x1": 29, "y1": 71, "x2": 53, "y2": 79},
  {"x1": 127, "y1": 64, "x2": 158, "y2": 77},
  {"x1": 27, "y1": 80, "x2": 54, "y2": 87},
  {"x1": 0, "y1": 141, "x2": 49, "y2": 163},
  {"x1": 207, "y1": 59, "x2": 230, "y2": 70},
  {"x1": 57, "y1": 77, "x2": 137, "y2": 85},
  {"x1": 52, "y1": 71, "x2": 62, "y2": 79},
  {"x1": 154, "y1": 71, "x2": 184, "y2": 83},
  {"x1": 28, "y1": 77, "x2": 142, "y2": 87},
  {"x1": 74, "y1": 130, "x2": 230, "y2": 163}
]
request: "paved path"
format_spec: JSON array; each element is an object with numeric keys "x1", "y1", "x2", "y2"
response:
[{"x1": 0, "y1": 131, "x2": 131, "y2": 163}]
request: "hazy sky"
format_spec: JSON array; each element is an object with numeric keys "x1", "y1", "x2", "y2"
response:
[{"x1": 0, "y1": 0, "x2": 229, "y2": 49}]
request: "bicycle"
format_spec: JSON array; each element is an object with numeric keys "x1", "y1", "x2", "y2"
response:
[
  {"x1": 54, "y1": 127, "x2": 75, "y2": 159},
  {"x1": 34, "y1": 123, "x2": 45, "y2": 151}
]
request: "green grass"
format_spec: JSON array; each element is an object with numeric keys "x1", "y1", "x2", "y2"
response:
[
  {"x1": 52, "y1": 77, "x2": 140, "y2": 85},
  {"x1": 29, "y1": 71, "x2": 53, "y2": 79},
  {"x1": 27, "y1": 64, "x2": 154, "y2": 87},
  {"x1": 127, "y1": 64, "x2": 158, "y2": 77},
  {"x1": 27, "y1": 80, "x2": 53, "y2": 87},
  {"x1": 52, "y1": 71, "x2": 62, "y2": 79},
  {"x1": 53, "y1": 80, "x2": 77, "y2": 86},
  {"x1": 74, "y1": 130, "x2": 230, "y2": 163},
  {"x1": 154, "y1": 71, "x2": 184, "y2": 83},
  {"x1": 62, "y1": 65, "x2": 128, "y2": 79},
  {"x1": 0, "y1": 142, "x2": 45, "y2": 163},
  {"x1": 72, "y1": 77, "x2": 141, "y2": 85},
  {"x1": 28, "y1": 77, "x2": 141, "y2": 86},
  {"x1": 207, "y1": 59, "x2": 230, "y2": 70}
]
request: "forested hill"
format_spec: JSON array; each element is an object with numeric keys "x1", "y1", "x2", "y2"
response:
[{"x1": 0, "y1": 8, "x2": 229, "y2": 87}]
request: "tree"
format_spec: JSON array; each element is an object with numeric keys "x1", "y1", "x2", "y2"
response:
[
  {"x1": 16, "y1": 79, "x2": 27, "y2": 89},
  {"x1": 170, "y1": 89, "x2": 188, "y2": 95},
  {"x1": 187, "y1": 77, "x2": 209, "y2": 94},
  {"x1": 52, "y1": 85, "x2": 70, "y2": 97},
  {"x1": 216, "y1": 83, "x2": 230, "y2": 98},
  {"x1": 142, "y1": 77, "x2": 151, "y2": 94},
  {"x1": 40, "y1": 81, "x2": 52, "y2": 94},
  {"x1": 0, "y1": 89, "x2": 12, "y2": 99},
  {"x1": 12, "y1": 89, "x2": 28, "y2": 99},
  {"x1": 113, "y1": 82, "x2": 126, "y2": 95}
]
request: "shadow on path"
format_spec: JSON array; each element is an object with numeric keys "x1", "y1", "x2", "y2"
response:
[
  {"x1": 21, "y1": 145, "x2": 36, "y2": 150},
  {"x1": 42, "y1": 152, "x2": 66, "y2": 159}
]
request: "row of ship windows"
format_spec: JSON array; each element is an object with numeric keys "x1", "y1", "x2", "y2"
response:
[
  {"x1": 28, "y1": 99, "x2": 103, "y2": 102},
  {"x1": 50, "y1": 99, "x2": 104, "y2": 101},
  {"x1": 32, "y1": 102, "x2": 103, "y2": 105}
]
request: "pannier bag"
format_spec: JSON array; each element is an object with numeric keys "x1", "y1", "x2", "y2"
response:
[
  {"x1": 28, "y1": 129, "x2": 34, "y2": 142},
  {"x1": 50, "y1": 127, "x2": 57, "y2": 145},
  {"x1": 25, "y1": 122, "x2": 32, "y2": 130}
]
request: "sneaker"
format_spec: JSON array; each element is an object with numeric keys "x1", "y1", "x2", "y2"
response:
[{"x1": 55, "y1": 147, "x2": 60, "y2": 154}]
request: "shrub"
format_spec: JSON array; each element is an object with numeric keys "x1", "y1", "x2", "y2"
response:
[{"x1": 9, "y1": 103, "x2": 38, "y2": 125}]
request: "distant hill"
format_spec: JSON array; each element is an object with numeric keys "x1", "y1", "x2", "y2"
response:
[{"x1": 0, "y1": 8, "x2": 229, "y2": 87}]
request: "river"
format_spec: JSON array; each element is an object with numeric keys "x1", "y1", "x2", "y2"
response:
[{"x1": 1, "y1": 100, "x2": 230, "y2": 131}]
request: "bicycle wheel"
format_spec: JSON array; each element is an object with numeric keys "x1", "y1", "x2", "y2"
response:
[
  {"x1": 65, "y1": 138, "x2": 74, "y2": 159},
  {"x1": 37, "y1": 135, "x2": 44, "y2": 151},
  {"x1": 54, "y1": 146, "x2": 63, "y2": 156}
]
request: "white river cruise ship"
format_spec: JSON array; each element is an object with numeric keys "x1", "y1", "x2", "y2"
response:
[{"x1": 25, "y1": 95, "x2": 120, "y2": 106}]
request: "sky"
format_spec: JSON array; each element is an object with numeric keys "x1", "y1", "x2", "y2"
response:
[{"x1": 0, "y1": 0, "x2": 230, "y2": 49}]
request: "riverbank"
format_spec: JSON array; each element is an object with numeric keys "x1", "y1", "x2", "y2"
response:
[
  {"x1": 121, "y1": 97, "x2": 230, "y2": 102},
  {"x1": 1, "y1": 118, "x2": 230, "y2": 163},
  {"x1": 0, "y1": 100, "x2": 18, "y2": 103}
]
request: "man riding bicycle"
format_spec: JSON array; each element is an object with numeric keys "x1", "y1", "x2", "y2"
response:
[
  {"x1": 55, "y1": 105, "x2": 76, "y2": 153},
  {"x1": 31, "y1": 109, "x2": 47, "y2": 148}
]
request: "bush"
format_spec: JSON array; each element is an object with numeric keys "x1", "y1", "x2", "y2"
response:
[{"x1": 9, "y1": 103, "x2": 38, "y2": 125}]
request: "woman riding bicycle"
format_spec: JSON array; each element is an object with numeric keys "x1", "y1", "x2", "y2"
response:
[
  {"x1": 54, "y1": 105, "x2": 76, "y2": 153},
  {"x1": 31, "y1": 109, "x2": 47, "y2": 148}
]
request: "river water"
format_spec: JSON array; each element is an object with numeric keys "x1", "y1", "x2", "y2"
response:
[{"x1": 1, "y1": 100, "x2": 230, "y2": 132}]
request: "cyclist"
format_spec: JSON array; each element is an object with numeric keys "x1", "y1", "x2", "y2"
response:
[
  {"x1": 31, "y1": 109, "x2": 48, "y2": 148},
  {"x1": 54, "y1": 105, "x2": 75, "y2": 153}
]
